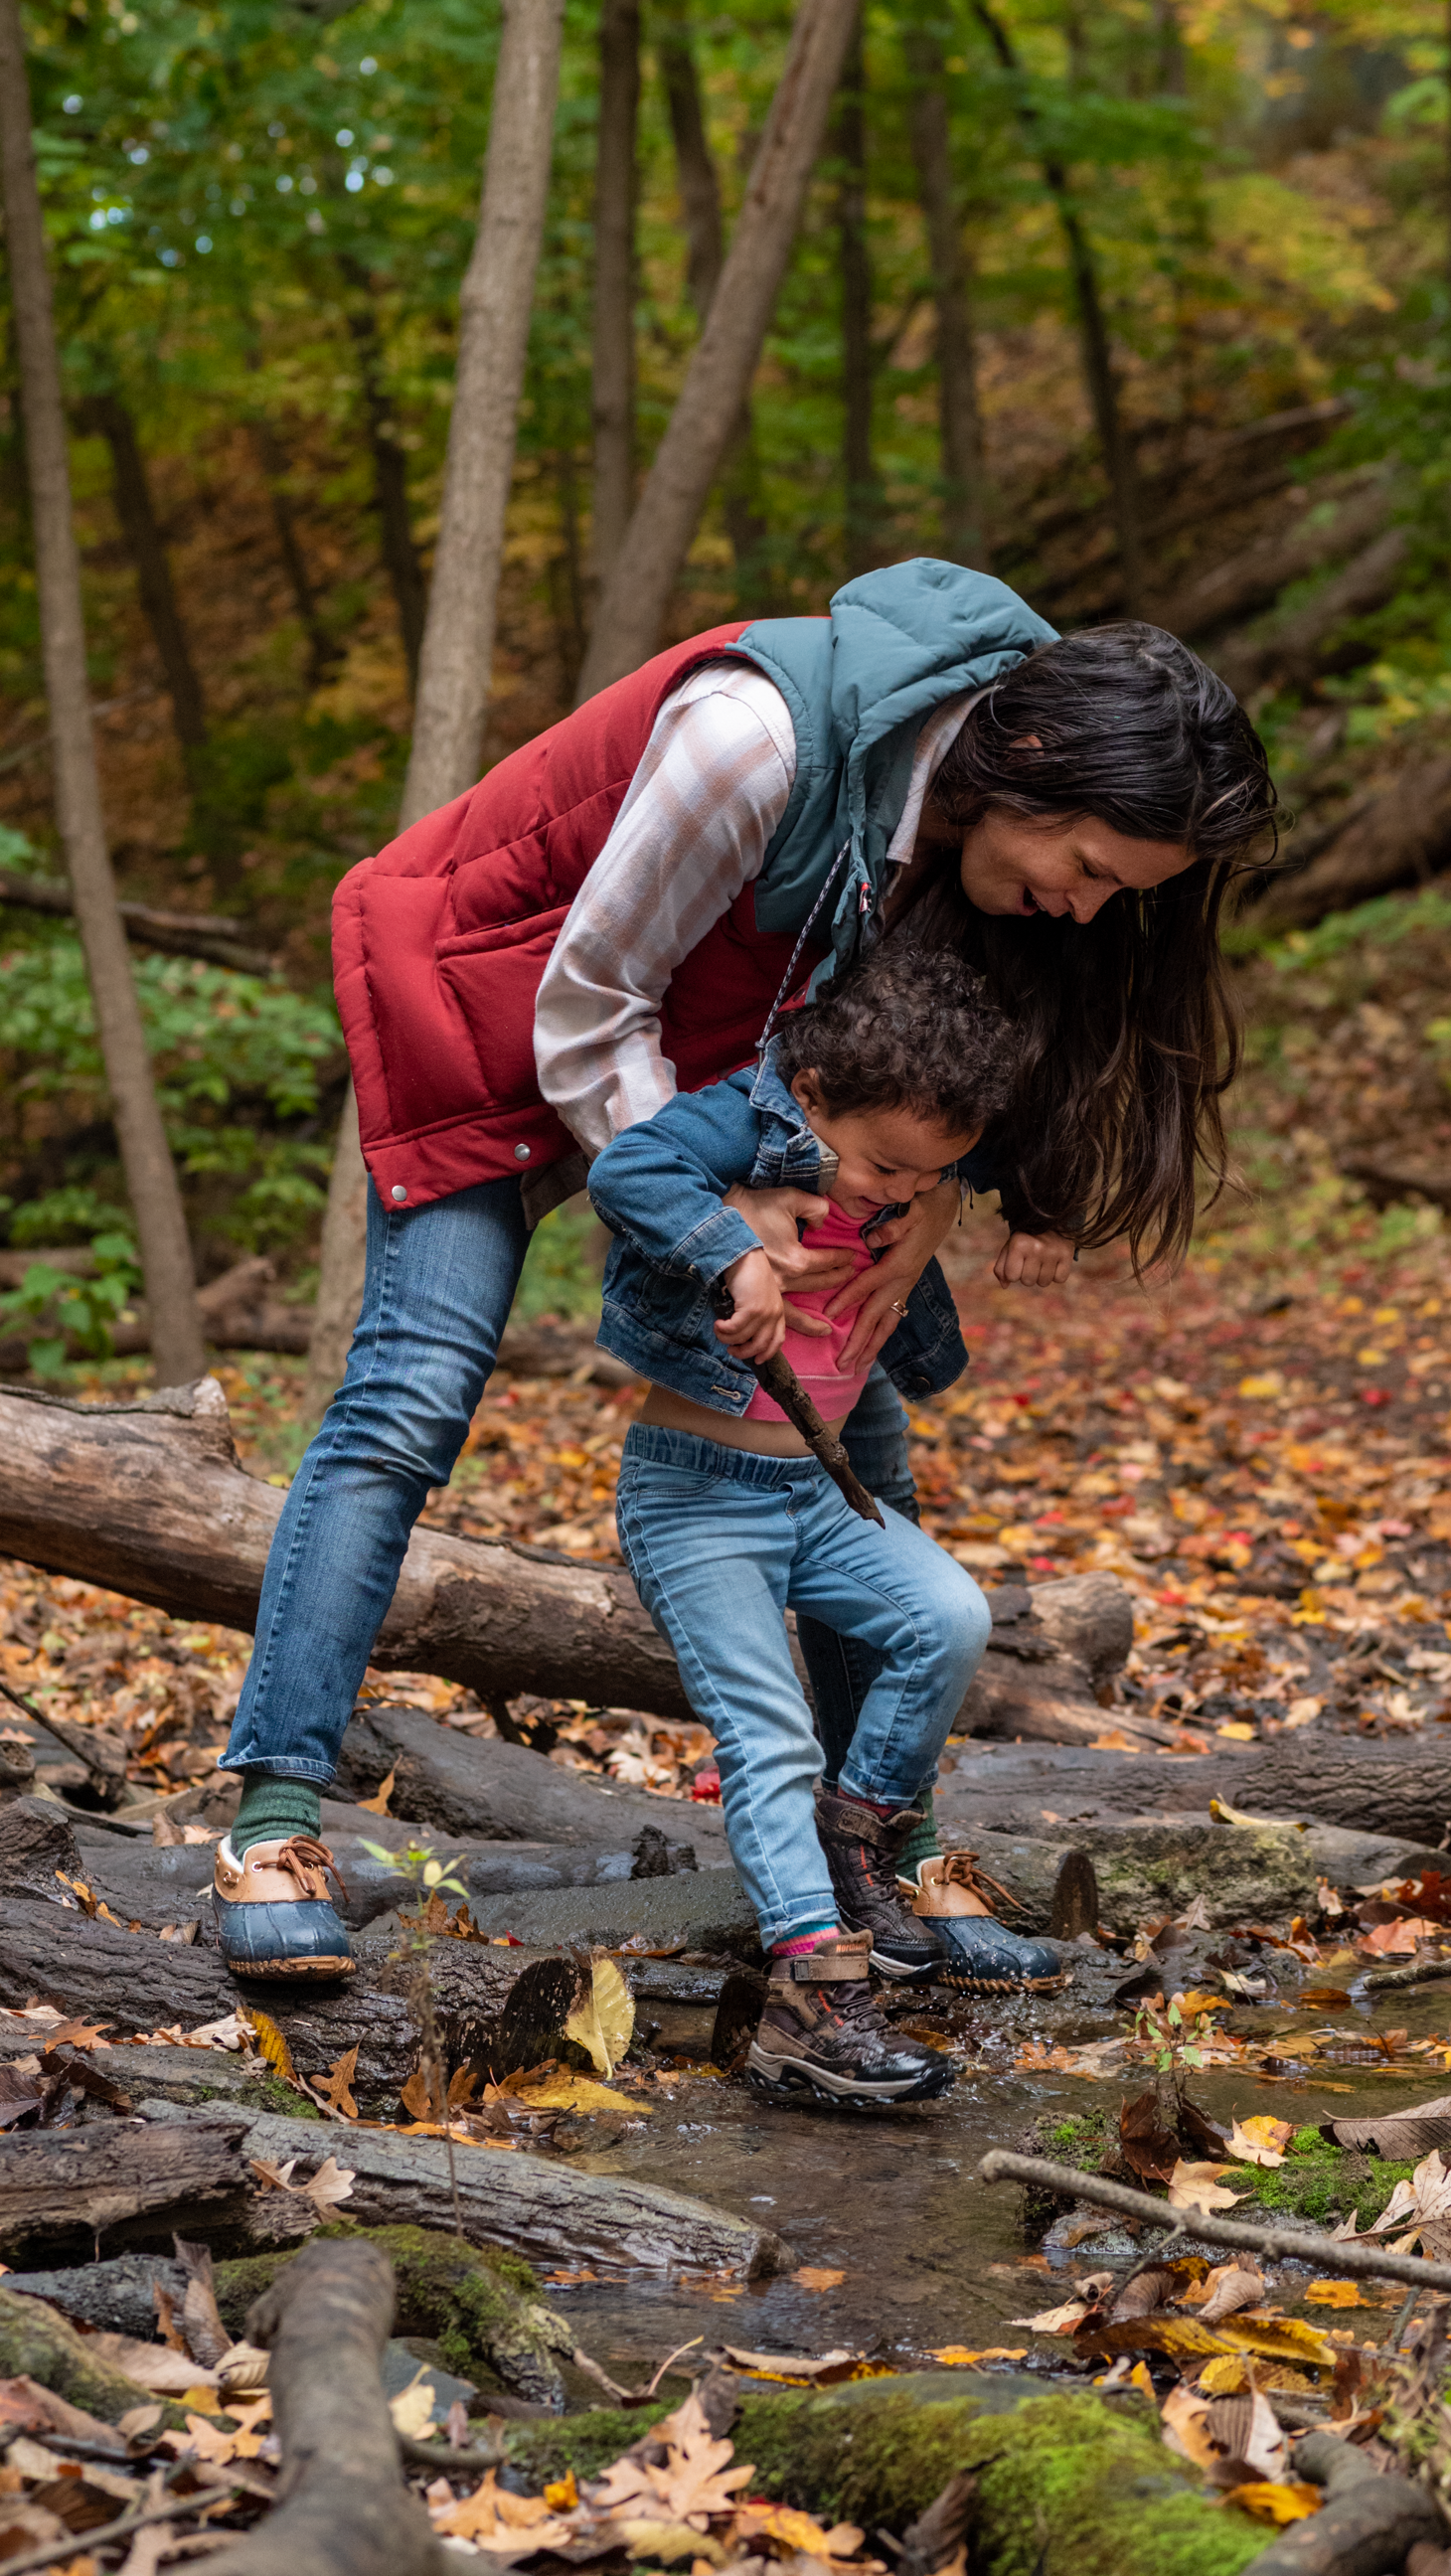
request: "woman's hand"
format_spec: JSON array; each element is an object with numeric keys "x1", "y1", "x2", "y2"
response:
[
  {"x1": 723, "y1": 1186, "x2": 855, "y2": 1341},
  {"x1": 714, "y1": 1248, "x2": 786, "y2": 1364},
  {"x1": 995, "y1": 1230, "x2": 1073, "y2": 1288},
  {"x1": 826, "y1": 1180, "x2": 962, "y2": 1373}
]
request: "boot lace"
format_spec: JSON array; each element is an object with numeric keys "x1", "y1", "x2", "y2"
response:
[
  {"x1": 937, "y1": 1850, "x2": 1015, "y2": 1914},
  {"x1": 273, "y1": 1836, "x2": 349, "y2": 1902}
]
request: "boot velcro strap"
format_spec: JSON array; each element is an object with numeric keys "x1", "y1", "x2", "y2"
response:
[{"x1": 779, "y1": 1950, "x2": 869, "y2": 1983}]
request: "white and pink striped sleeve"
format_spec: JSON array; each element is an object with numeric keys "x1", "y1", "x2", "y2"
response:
[{"x1": 533, "y1": 662, "x2": 797, "y2": 1158}]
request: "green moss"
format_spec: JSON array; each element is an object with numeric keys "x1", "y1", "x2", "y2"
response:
[
  {"x1": 1044, "y1": 2114, "x2": 1112, "y2": 2172},
  {"x1": 1224, "y1": 2140, "x2": 1415, "y2": 2230},
  {"x1": 215, "y1": 2225, "x2": 557, "y2": 2394},
  {"x1": 505, "y1": 2378, "x2": 1266, "y2": 2576},
  {"x1": 0, "y1": 2289, "x2": 187, "y2": 2429}
]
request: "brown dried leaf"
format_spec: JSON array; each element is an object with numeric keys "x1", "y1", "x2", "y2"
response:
[{"x1": 313, "y1": 2046, "x2": 359, "y2": 2119}]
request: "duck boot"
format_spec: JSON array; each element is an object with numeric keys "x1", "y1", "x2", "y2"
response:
[
  {"x1": 907, "y1": 1852, "x2": 1067, "y2": 1996},
  {"x1": 213, "y1": 1835, "x2": 354, "y2": 1980},
  {"x1": 746, "y1": 1933, "x2": 957, "y2": 2108},
  {"x1": 812, "y1": 1786, "x2": 949, "y2": 1985}
]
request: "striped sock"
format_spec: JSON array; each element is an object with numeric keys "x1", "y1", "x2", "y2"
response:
[{"x1": 773, "y1": 1922, "x2": 841, "y2": 1957}]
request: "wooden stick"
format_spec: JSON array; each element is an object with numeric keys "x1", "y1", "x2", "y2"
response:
[
  {"x1": 0, "y1": 2487, "x2": 247, "y2": 2576},
  {"x1": 707, "y1": 1285, "x2": 885, "y2": 1527},
  {"x1": 978, "y1": 2150, "x2": 1451, "y2": 2295}
]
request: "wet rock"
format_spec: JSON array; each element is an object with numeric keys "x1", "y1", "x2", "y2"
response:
[
  {"x1": 955, "y1": 1819, "x2": 1318, "y2": 1935},
  {"x1": 462, "y1": 1866, "x2": 762, "y2": 1963}
]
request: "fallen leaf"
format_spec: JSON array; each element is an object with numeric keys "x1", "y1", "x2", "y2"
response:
[
  {"x1": 1090, "y1": 1730, "x2": 1137, "y2": 1751},
  {"x1": 1119, "y1": 2089, "x2": 1182, "y2": 2186},
  {"x1": 389, "y1": 2375, "x2": 439, "y2": 2442},
  {"x1": 1160, "y1": 2383, "x2": 1219, "y2": 2472},
  {"x1": 1198, "y1": 2265, "x2": 1265, "y2": 2326},
  {"x1": 358, "y1": 1768, "x2": 396, "y2": 1816},
  {"x1": 724, "y1": 2347, "x2": 862, "y2": 2384},
  {"x1": 1009, "y1": 2297, "x2": 1091, "y2": 2334},
  {"x1": 299, "y1": 2155, "x2": 354, "y2": 2213},
  {"x1": 1168, "y1": 2162, "x2": 1244, "y2": 2215},
  {"x1": 791, "y1": 2267, "x2": 846, "y2": 2292},
  {"x1": 313, "y1": 2046, "x2": 359, "y2": 2120},
  {"x1": 563, "y1": 1956, "x2": 635, "y2": 2078},
  {"x1": 242, "y1": 2009, "x2": 296, "y2": 2086},
  {"x1": 1305, "y1": 2281, "x2": 1367, "y2": 2309},
  {"x1": 928, "y1": 2346, "x2": 1028, "y2": 2365},
  {"x1": 1226, "y1": 2115, "x2": 1294, "y2": 2169},
  {"x1": 77, "y1": 2335, "x2": 219, "y2": 2395},
  {"x1": 1219, "y1": 2482, "x2": 1322, "y2": 2525},
  {"x1": 505, "y1": 2070, "x2": 645, "y2": 2116}
]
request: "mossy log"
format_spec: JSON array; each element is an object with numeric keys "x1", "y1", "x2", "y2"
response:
[
  {"x1": 0, "y1": 1896, "x2": 637, "y2": 2109},
  {"x1": 502, "y1": 2375, "x2": 1268, "y2": 2576},
  {"x1": 0, "y1": 2284, "x2": 169, "y2": 2423},
  {"x1": 198, "y1": 2237, "x2": 444, "y2": 2576},
  {"x1": 215, "y1": 2226, "x2": 571, "y2": 2408},
  {"x1": 942, "y1": 1822, "x2": 1317, "y2": 1938}
]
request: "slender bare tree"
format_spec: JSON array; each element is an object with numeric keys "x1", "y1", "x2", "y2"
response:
[
  {"x1": 904, "y1": 20, "x2": 987, "y2": 564},
  {"x1": 337, "y1": 253, "x2": 428, "y2": 694},
  {"x1": 591, "y1": 0, "x2": 641, "y2": 584},
  {"x1": 835, "y1": 26, "x2": 876, "y2": 576},
  {"x1": 303, "y1": 0, "x2": 565, "y2": 1414},
  {"x1": 576, "y1": 0, "x2": 863, "y2": 700},
  {"x1": 0, "y1": 0, "x2": 205, "y2": 1387},
  {"x1": 82, "y1": 392, "x2": 209, "y2": 754}
]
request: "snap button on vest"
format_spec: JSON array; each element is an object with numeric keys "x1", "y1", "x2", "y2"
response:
[
  {"x1": 391, "y1": 1184, "x2": 407, "y2": 1202},
  {"x1": 514, "y1": 1143, "x2": 531, "y2": 1162}
]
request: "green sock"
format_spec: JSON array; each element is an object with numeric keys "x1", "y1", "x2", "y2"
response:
[
  {"x1": 232, "y1": 1773, "x2": 321, "y2": 1859},
  {"x1": 896, "y1": 1789, "x2": 940, "y2": 1884}
]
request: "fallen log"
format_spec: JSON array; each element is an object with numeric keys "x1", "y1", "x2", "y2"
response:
[
  {"x1": 0, "y1": 866, "x2": 275, "y2": 977},
  {"x1": 330, "y1": 1706, "x2": 729, "y2": 1854},
  {"x1": 0, "y1": 1379, "x2": 1133, "y2": 1743},
  {"x1": 1156, "y1": 468, "x2": 1389, "y2": 643},
  {"x1": 1214, "y1": 524, "x2": 1407, "y2": 699},
  {"x1": 1252, "y1": 752, "x2": 1451, "y2": 932},
  {"x1": 0, "y1": 2286, "x2": 167, "y2": 2425},
  {"x1": 941, "y1": 1733, "x2": 1451, "y2": 1850},
  {"x1": 0, "y1": 1896, "x2": 647, "y2": 2107},
  {"x1": 198, "y1": 2238, "x2": 445, "y2": 2576},
  {"x1": 937, "y1": 1818, "x2": 1319, "y2": 1935},
  {"x1": 0, "y1": 2117, "x2": 253, "y2": 2264},
  {"x1": 1241, "y1": 2428, "x2": 1442, "y2": 2576},
  {"x1": 140, "y1": 2101, "x2": 795, "y2": 2280}
]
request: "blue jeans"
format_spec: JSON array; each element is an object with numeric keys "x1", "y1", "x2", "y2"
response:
[
  {"x1": 615, "y1": 1423, "x2": 991, "y2": 1947},
  {"x1": 225, "y1": 1178, "x2": 530, "y2": 1782}
]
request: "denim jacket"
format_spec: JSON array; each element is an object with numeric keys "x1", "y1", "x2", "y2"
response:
[{"x1": 587, "y1": 1046, "x2": 969, "y2": 1418}]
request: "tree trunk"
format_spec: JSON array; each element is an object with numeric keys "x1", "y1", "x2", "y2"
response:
[
  {"x1": 576, "y1": 0, "x2": 863, "y2": 701},
  {"x1": 657, "y1": 9, "x2": 770, "y2": 584},
  {"x1": 970, "y1": 0, "x2": 1143, "y2": 612},
  {"x1": 305, "y1": 0, "x2": 565, "y2": 1400},
  {"x1": 0, "y1": 2115, "x2": 253, "y2": 2264},
  {"x1": 301, "y1": 1080, "x2": 371, "y2": 1418},
  {"x1": 591, "y1": 0, "x2": 640, "y2": 587},
  {"x1": 199, "y1": 2241, "x2": 445, "y2": 2576},
  {"x1": 835, "y1": 26, "x2": 876, "y2": 577},
  {"x1": 338, "y1": 257, "x2": 428, "y2": 696},
  {"x1": 245, "y1": 416, "x2": 334, "y2": 692},
  {"x1": 83, "y1": 393, "x2": 208, "y2": 752},
  {"x1": 904, "y1": 23, "x2": 985, "y2": 565},
  {"x1": 0, "y1": 1, "x2": 205, "y2": 1389}
]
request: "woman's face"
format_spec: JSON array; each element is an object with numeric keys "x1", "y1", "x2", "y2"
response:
[{"x1": 956, "y1": 807, "x2": 1195, "y2": 923}]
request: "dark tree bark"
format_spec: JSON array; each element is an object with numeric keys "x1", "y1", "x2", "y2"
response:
[
  {"x1": 189, "y1": 2242, "x2": 446, "y2": 2576},
  {"x1": 591, "y1": 0, "x2": 640, "y2": 585},
  {"x1": 0, "y1": 1, "x2": 205, "y2": 1388},
  {"x1": 300, "y1": 1079, "x2": 371, "y2": 1420},
  {"x1": 971, "y1": 0, "x2": 1143, "y2": 610},
  {"x1": 656, "y1": 8, "x2": 770, "y2": 581},
  {"x1": 577, "y1": 0, "x2": 864, "y2": 699},
  {"x1": 835, "y1": 25, "x2": 876, "y2": 576},
  {"x1": 82, "y1": 393, "x2": 208, "y2": 752},
  {"x1": 245, "y1": 416, "x2": 335, "y2": 691},
  {"x1": 904, "y1": 21, "x2": 986, "y2": 564},
  {"x1": 0, "y1": 2116, "x2": 252, "y2": 2264},
  {"x1": 337, "y1": 257, "x2": 428, "y2": 695},
  {"x1": 0, "y1": 866, "x2": 273, "y2": 974}
]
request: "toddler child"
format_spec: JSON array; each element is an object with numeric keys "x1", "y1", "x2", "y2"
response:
[{"x1": 588, "y1": 945, "x2": 1049, "y2": 2108}]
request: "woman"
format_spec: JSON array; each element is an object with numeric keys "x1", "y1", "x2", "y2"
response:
[{"x1": 212, "y1": 558, "x2": 1276, "y2": 1982}]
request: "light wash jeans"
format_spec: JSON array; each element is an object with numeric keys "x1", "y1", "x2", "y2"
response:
[
  {"x1": 224, "y1": 1176, "x2": 928, "y2": 1792},
  {"x1": 615, "y1": 1422, "x2": 991, "y2": 1947}
]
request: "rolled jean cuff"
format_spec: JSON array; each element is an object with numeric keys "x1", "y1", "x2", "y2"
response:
[
  {"x1": 759, "y1": 1887, "x2": 842, "y2": 1950},
  {"x1": 215, "y1": 1748, "x2": 335, "y2": 1786},
  {"x1": 838, "y1": 1759, "x2": 936, "y2": 1813}
]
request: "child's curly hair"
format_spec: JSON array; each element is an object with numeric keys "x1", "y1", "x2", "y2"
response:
[{"x1": 773, "y1": 942, "x2": 1021, "y2": 1138}]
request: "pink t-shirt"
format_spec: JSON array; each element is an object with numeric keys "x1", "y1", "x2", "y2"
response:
[{"x1": 743, "y1": 1199, "x2": 877, "y2": 1425}]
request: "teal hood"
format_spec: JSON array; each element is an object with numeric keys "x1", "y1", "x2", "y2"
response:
[{"x1": 733, "y1": 558, "x2": 1058, "y2": 955}]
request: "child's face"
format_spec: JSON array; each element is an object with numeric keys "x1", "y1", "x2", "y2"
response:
[{"x1": 789, "y1": 1070, "x2": 980, "y2": 1222}]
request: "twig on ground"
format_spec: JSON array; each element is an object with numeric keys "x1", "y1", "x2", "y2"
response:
[
  {"x1": 0, "y1": 2488, "x2": 248, "y2": 2576},
  {"x1": 568, "y1": 2336, "x2": 702, "y2": 2406},
  {"x1": 978, "y1": 2151, "x2": 1451, "y2": 2295}
]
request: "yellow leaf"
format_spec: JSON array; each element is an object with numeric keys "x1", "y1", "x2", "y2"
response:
[
  {"x1": 1168, "y1": 2162, "x2": 1244, "y2": 2215},
  {"x1": 1199, "y1": 2357, "x2": 1251, "y2": 2395},
  {"x1": 930, "y1": 2345, "x2": 1028, "y2": 2365},
  {"x1": 1305, "y1": 2280, "x2": 1366, "y2": 2308},
  {"x1": 242, "y1": 2008, "x2": 297, "y2": 2086},
  {"x1": 1091, "y1": 1730, "x2": 1137, "y2": 1751},
  {"x1": 506, "y1": 2070, "x2": 645, "y2": 2116},
  {"x1": 1220, "y1": 2483, "x2": 1322, "y2": 2525},
  {"x1": 358, "y1": 1768, "x2": 396, "y2": 1817},
  {"x1": 791, "y1": 2266, "x2": 845, "y2": 2291},
  {"x1": 389, "y1": 2374, "x2": 438, "y2": 2441},
  {"x1": 1219, "y1": 2317, "x2": 1337, "y2": 2371},
  {"x1": 1217, "y1": 1722, "x2": 1257, "y2": 1741},
  {"x1": 544, "y1": 2472, "x2": 578, "y2": 2511},
  {"x1": 563, "y1": 1957, "x2": 635, "y2": 2077},
  {"x1": 1226, "y1": 2115, "x2": 1293, "y2": 2169}
]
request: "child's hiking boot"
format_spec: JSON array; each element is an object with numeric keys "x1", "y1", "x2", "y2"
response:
[
  {"x1": 813, "y1": 1786, "x2": 949, "y2": 1984},
  {"x1": 745, "y1": 1933, "x2": 957, "y2": 2108},
  {"x1": 213, "y1": 1835, "x2": 354, "y2": 1980},
  {"x1": 905, "y1": 1852, "x2": 1067, "y2": 1996}
]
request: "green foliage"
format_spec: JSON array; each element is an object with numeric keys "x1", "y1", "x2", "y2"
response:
[
  {"x1": 0, "y1": 1232, "x2": 141, "y2": 1376},
  {"x1": 514, "y1": 1205, "x2": 605, "y2": 1325}
]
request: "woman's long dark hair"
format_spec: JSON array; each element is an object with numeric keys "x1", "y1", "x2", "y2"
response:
[{"x1": 896, "y1": 620, "x2": 1280, "y2": 1272}]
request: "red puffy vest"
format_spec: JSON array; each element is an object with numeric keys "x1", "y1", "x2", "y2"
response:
[{"x1": 333, "y1": 625, "x2": 820, "y2": 1211}]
